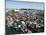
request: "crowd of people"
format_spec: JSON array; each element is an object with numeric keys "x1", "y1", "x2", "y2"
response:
[{"x1": 5, "y1": 10, "x2": 44, "y2": 34}]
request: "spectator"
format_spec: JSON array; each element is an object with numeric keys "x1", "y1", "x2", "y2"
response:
[{"x1": 6, "y1": 16, "x2": 14, "y2": 27}]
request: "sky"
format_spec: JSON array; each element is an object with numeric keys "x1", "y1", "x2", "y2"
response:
[{"x1": 6, "y1": 0, "x2": 44, "y2": 10}]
